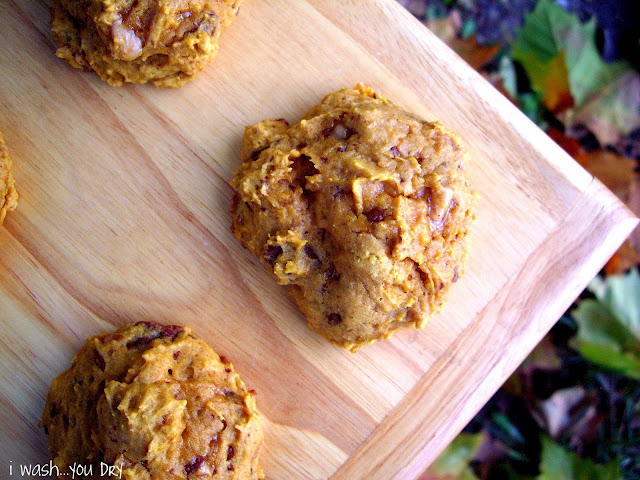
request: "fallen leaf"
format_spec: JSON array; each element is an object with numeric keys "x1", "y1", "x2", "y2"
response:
[
  {"x1": 448, "y1": 36, "x2": 500, "y2": 71},
  {"x1": 539, "y1": 53, "x2": 574, "y2": 113},
  {"x1": 426, "y1": 13, "x2": 499, "y2": 71},
  {"x1": 546, "y1": 127, "x2": 589, "y2": 166},
  {"x1": 536, "y1": 437, "x2": 623, "y2": 480},
  {"x1": 427, "y1": 433, "x2": 484, "y2": 480},
  {"x1": 513, "y1": 0, "x2": 630, "y2": 113},
  {"x1": 537, "y1": 386, "x2": 593, "y2": 439},
  {"x1": 580, "y1": 149, "x2": 640, "y2": 272},
  {"x1": 518, "y1": 335, "x2": 563, "y2": 378},
  {"x1": 565, "y1": 404, "x2": 602, "y2": 456},
  {"x1": 563, "y1": 71, "x2": 640, "y2": 148},
  {"x1": 589, "y1": 271, "x2": 640, "y2": 346},
  {"x1": 561, "y1": 17, "x2": 628, "y2": 108},
  {"x1": 582, "y1": 150, "x2": 637, "y2": 196},
  {"x1": 511, "y1": 0, "x2": 560, "y2": 63},
  {"x1": 570, "y1": 269, "x2": 640, "y2": 379},
  {"x1": 514, "y1": 49, "x2": 574, "y2": 113}
]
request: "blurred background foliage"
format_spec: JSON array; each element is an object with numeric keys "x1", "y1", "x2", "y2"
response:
[{"x1": 395, "y1": 0, "x2": 640, "y2": 478}]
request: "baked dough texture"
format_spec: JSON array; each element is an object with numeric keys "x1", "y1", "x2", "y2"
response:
[
  {"x1": 50, "y1": 0, "x2": 241, "y2": 87},
  {"x1": 40, "y1": 322, "x2": 263, "y2": 479},
  {"x1": 0, "y1": 130, "x2": 18, "y2": 225},
  {"x1": 231, "y1": 84, "x2": 475, "y2": 352}
]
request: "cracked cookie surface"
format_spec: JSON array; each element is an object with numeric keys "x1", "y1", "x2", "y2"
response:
[
  {"x1": 50, "y1": 0, "x2": 241, "y2": 87},
  {"x1": 41, "y1": 322, "x2": 263, "y2": 479},
  {"x1": 0, "y1": 130, "x2": 18, "y2": 225},
  {"x1": 231, "y1": 84, "x2": 475, "y2": 352}
]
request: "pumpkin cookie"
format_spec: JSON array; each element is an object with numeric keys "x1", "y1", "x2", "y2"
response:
[
  {"x1": 50, "y1": 0, "x2": 242, "y2": 87},
  {"x1": 0, "y1": 130, "x2": 18, "y2": 225},
  {"x1": 231, "y1": 84, "x2": 475, "y2": 351},
  {"x1": 41, "y1": 322, "x2": 263, "y2": 479}
]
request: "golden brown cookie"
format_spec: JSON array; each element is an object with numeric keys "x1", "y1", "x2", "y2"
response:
[
  {"x1": 0, "y1": 130, "x2": 18, "y2": 225},
  {"x1": 50, "y1": 0, "x2": 241, "y2": 87},
  {"x1": 41, "y1": 322, "x2": 263, "y2": 479},
  {"x1": 231, "y1": 84, "x2": 475, "y2": 352}
]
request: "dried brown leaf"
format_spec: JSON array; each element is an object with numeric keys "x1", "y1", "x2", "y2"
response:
[
  {"x1": 425, "y1": 14, "x2": 499, "y2": 71},
  {"x1": 582, "y1": 150, "x2": 640, "y2": 272},
  {"x1": 583, "y1": 150, "x2": 638, "y2": 201}
]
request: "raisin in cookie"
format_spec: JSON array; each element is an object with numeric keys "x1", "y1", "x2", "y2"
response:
[
  {"x1": 231, "y1": 84, "x2": 475, "y2": 352},
  {"x1": 50, "y1": 0, "x2": 241, "y2": 87},
  {"x1": 0, "y1": 130, "x2": 18, "y2": 225},
  {"x1": 41, "y1": 322, "x2": 263, "y2": 479}
]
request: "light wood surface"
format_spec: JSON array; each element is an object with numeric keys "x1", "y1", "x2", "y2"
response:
[{"x1": 0, "y1": 0, "x2": 636, "y2": 479}]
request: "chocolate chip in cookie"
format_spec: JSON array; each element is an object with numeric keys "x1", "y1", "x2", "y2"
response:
[{"x1": 231, "y1": 84, "x2": 475, "y2": 352}]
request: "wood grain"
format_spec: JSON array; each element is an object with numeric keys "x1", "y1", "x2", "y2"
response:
[{"x1": 0, "y1": 0, "x2": 636, "y2": 479}]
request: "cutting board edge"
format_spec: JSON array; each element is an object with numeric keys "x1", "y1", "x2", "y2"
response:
[
  {"x1": 329, "y1": 178, "x2": 638, "y2": 480},
  {"x1": 307, "y1": 0, "x2": 595, "y2": 206}
]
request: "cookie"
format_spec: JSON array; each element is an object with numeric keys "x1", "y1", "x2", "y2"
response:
[
  {"x1": 0, "y1": 130, "x2": 18, "y2": 225},
  {"x1": 50, "y1": 0, "x2": 242, "y2": 87},
  {"x1": 40, "y1": 322, "x2": 263, "y2": 479},
  {"x1": 230, "y1": 84, "x2": 475, "y2": 352}
]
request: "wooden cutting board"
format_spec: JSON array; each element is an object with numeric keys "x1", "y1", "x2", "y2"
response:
[{"x1": 0, "y1": 0, "x2": 637, "y2": 479}]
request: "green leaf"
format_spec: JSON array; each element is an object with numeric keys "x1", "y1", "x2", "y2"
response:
[
  {"x1": 572, "y1": 300, "x2": 629, "y2": 352},
  {"x1": 578, "y1": 343, "x2": 640, "y2": 379},
  {"x1": 460, "y1": 19, "x2": 476, "y2": 40},
  {"x1": 514, "y1": 49, "x2": 573, "y2": 112},
  {"x1": 537, "y1": 437, "x2": 623, "y2": 480},
  {"x1": 561, "y1": 18, "x2": 628, "y2": 107},
  {"x1": 588, "y1": 269, "x2": 640, "y2": 345},
  {"x1": 512, "y1": 0, "x2": 629, "y2": 109},
  {"x1": 512, "y1": 0, "x2": 563, "y2": 62},
  {"x1": 570, "y1": 269, "x2": 640, "y2": 378},
  {"x1": 563, "y1": 71, "x2": 640, "y2": 146},
  {"x1": 431, "y1": 433, "x2": 483, "y2": 479}
]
